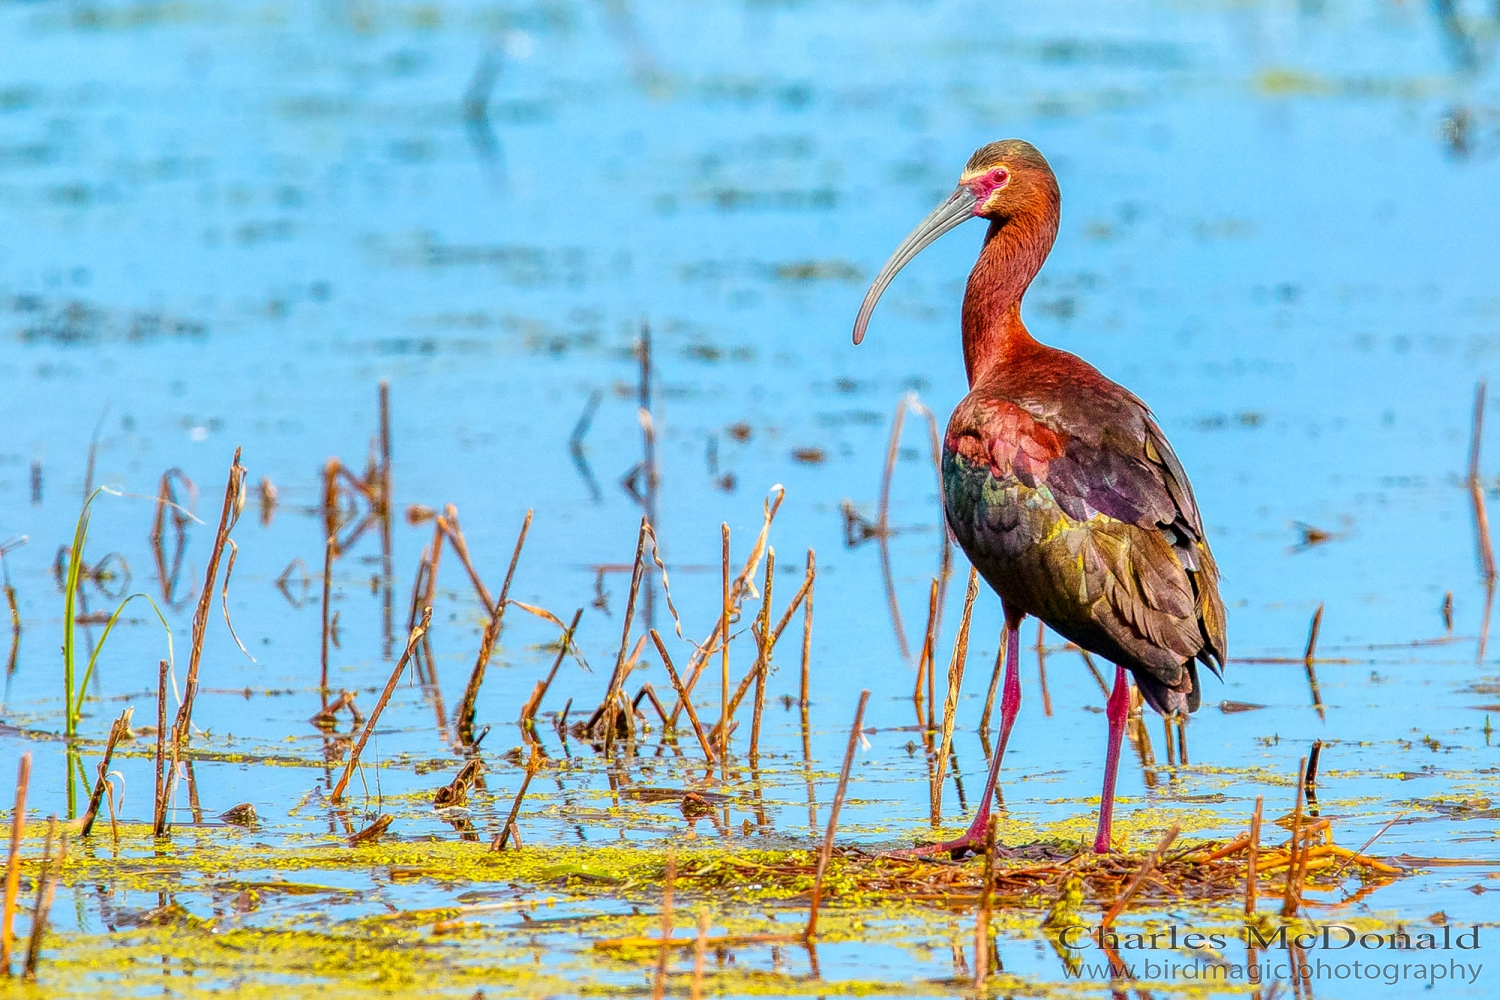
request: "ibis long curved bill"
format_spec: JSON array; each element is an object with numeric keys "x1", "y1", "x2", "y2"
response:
[{"x1": 851, "y1": 185, "x2": 977, "y2": 345}]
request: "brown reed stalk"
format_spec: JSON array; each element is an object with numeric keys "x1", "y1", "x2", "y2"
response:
[
  {"x1": 519, "y1": 609, "x2": 584, "y2": 732},
  {"x1": 665, "y1": 489, "x2": 784, "y2": 723},
  {"x1": 320, "y1": 535, "x2": 335, "y2": 693},
  {"x1": 166, "y1": 447, "x2": 245, "y2": 807},
  {"x1": 21, "y1": 817, "x2": 63, "y2": 980},
  {"x1": 930, "y1": 568, "x2": 979, "y2": 824},
  {"x1": 151, "y1": 660, "x2": 169, "y2": 837},
  {"x1": 651, "y1": 850, "x2": 676, "y2": 1000},
  {"x1": 719, "y1": 523, "x2": 730, "y2": 775},
  {"x1": 1245, "y1": 795, "x2": 1264, "y2": 916},
  {"x1": 749, "y1": 548, "x2": 775, "y2": 761},
  {"x1": 330, "y1": 609, "x2": 431, "y2": 803},
  {"x1": 1305, "y1": 740, "x2": 1323, "y2": 790},
  {"x1": 690, "y1": 909, "x2": 709, "y2": 1000},
  {"x1": 975, "y1": 816, "x2": 996, "y2": 988},
  {"x1": 1035, "y1": 621, "x2": 1053, "y2": 717},
  {"x1": 459, "y1": 510, "x2": 534, "y2": 738},
  {"x1": 1471, "y1": 381, "x2": 1496, "y2": 583},
  {"x1": 1327, "y1": 811, "x2": 1405, "y2": 882},
  {"x1": 1099, "y1": 823, "x2": 1180, "y2": 930},
  {"x1": 916, "y1": 578, "x2": 939, "y2": 730},
  {"x1": 492, "y1": 749, "x2": 539, "y2": 851},
  {"x1": 634, "y1": 683, "x2": 668, "y2": 725},
  {"x1": 438, "y1": 507, "x2": 497, "y2": 612},
  {"x1": 1281, "y1": 757, "x2": 1308, "y2": 917},
  {"x1": 1, "y1": 753, "x2": 29, "y2": 976},
  {"x1": 80, "y1": 708, "x2": 131, "y2": 836},
  {"x1": 347, "y1": 814, "x2": 393, "y2": 846},
  {"x1": 597, "y1": 519, "x2": 649, "y2": 748},
  {"x1": 805, "y1": 689, "x2": 870, "y2": 942},
  {"x1": 800, "y1": 550, "x2": 814, "y2": 712},
  {"x1": 651, "y1": 630, "x2": 715, "y2": 763},
  {"x1": 765, "y1": 558, "x2": 812, "y2": 650},
  {"x1": 978, "y1": 639, "x2": 1004, "y2": 737}
]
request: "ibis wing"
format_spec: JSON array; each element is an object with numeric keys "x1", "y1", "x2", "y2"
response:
[{"x1": 956, "y1": 390, "x2": 1226, "y2": 695}]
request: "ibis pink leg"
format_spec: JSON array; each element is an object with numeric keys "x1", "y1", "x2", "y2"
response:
[
  {"x1": 1093, "y1": 664, "x2": 1130, "y2": 854},
  {"x1": 900, "y1": 618, "x2": 1021, "y2": 859}
]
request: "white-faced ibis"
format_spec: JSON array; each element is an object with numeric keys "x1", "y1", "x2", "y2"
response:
[{"x1": 853, "y1": 140, "x2": 1226, "y2": 856}]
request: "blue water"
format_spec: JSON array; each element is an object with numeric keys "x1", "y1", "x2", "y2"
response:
[{"x1": 3, "y1": 0, "x2": 1500, "y2": 995}]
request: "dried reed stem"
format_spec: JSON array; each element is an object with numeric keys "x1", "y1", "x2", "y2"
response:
[
  {"x1": 665, "y1": 489, "x2": 784, "y2": 723},
  {"x1": 80, "y1": 709, "x2": 131, "y2": 836},
  {"x1": 1035, "y1": 621, "x2": 1053, "y2": 717},
  {"x1": 651, "y1": 850, "x2": 676, "y2": 1000},
  {"x1": 750, "y1": 547, "x2": 775, "y2": 761},
  {"x1": 1281, "y1": 757, "x2": 1308, "y2": 917},
  {"x1": 1471, "y1": 381, "x2": 1496, "y2": 583},
  {"x1": 805, "y1": 689, "x2": 870, "y2": 942},
  {"x1": 151, "y1": 660, "x2": 169, "y2": 837},
  {"x1": 975, "y1": 816, "x2": 996, "y2": 987},
  {"x1": 178, "y1": 448, "x2": 245, "y2": 744},
  {"x1": 800, "y1": 550, "x2": 814, "y2": 712},
  {"x1": 690, "y1": 909, "x2": 710, "y2": 1000},
  {"x1": 437, "y1": 506, "x2": 495, "y2": 612},
  {"x1": 330, "y1": 608, "x2": 431, "y2": 803},
  {"x1": 1245, "y1": 794, "x2": 1263, "y2": 916},
  {"x1": 651, "y1": 630, "x2": 715, "y2": 763},
  {"x1": 930, "y1": 567, "x2": 979, "y2": 824},
  {"x1": 519, "y1": 609, "x2": 584, "y2": 732},
  {"x1": 1305, "y1": 740, "x2": 1323, "y2": 790},
  {"x1": 21, "y1": 817, "x2": 63, "y2": 980},
  {"x1": 1100, "y1": 823, "x2": 1180, "y2": 929},
  {"x1": 719, "y1": 523, "x2": 730, "y2": 775},
  {"x1": 493, "y1": 749, "x2": 540, "y2": 851},
  {"x1": 916, "y1": 578, "x2": 939, "y2": 730},
  {"x1": 978, "y1": 639, "x2": 1004, "y2": 736},
  {"x1": 1, "y1": 753, "x2": 30, "y2": 976},
  {"x1": 320, "y1": 535, "x2": 335, "y2": 693},
  {"x1": 459, "y1": 510, "x2": 533, "y2": 737}
]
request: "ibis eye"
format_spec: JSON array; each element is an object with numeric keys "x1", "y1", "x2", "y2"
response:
[{"x1": 990, "y1": 168, "x2": 1009, "y2": 187}]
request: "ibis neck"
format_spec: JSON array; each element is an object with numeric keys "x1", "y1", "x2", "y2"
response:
[{"x1": 961, "y1": 203, "x2": 1058, "y2": 386}]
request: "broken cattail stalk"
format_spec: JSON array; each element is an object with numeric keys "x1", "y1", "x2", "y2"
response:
[
  {"x1": 930, "y1": 568, "x2": 979, "y2": 824},
  {"x1": 1036, "y1": 621, "x2": 1053, "y2": 717},
  {"x1": 177, "y1": 448, "x2": 246, "y2": 746},
  {"x1": 347, "y1": 814, "x2": 393, "y2": 846},
  {"x1": 320, "y1": 535, "x2": 335, "y2": 693},
  {"x1": 805, "y1": 688, "x2": 870, "y2": 942},
  {"x1": 1099, "y1": 823, "x2": 1180, "y2": 930},
  {"x1": 437, "y1": 506, "x2": 495, "y2": 612},
  {"x1": 975, "y1": 816, "x2": 997, "y2": 988},
  {"x1": 634, "y1": 683, "x2": 668, "y2": 726},
  {"x1": 330, "y1": 608, "x2": 431, "y2": 803},
  {"x1": 151, "y1": 660, "x2": 169, "y2": 837},
  {"x1": 690, "y1": 909, "x2": 710, "y2": 1000},
  {"x1": 80, "y1": 708, "x2": 132, "y2": 836},
  {"x1": 1281, "y1": 757, "x2": 1309, "y2": 918},
  {"x1": 651, "y1": 630, "x2": 715, "y2": 764},
  {"x1": 651, "y1": 850, "x2": 677, "y2": 1000},
  {"x1": 1327, "y1": 811, "x2": 1405, "y2": 882},
  {"x1": 749, "y1": 548, "x2": 775, "y2": 761},
  {"x1": 800, "y1": 549, "x2": 814, "y2": 712},
  {"x1": 719, "y1": 523, "x2": 730, "y2": 774},
  {"x1": 1246, "y1": 795, "x2": 1264, "y2": 916},
  {"x1": 1470, "y1": 381, "x2": 1496, "y2": 584},
  {"x1": 664, "y1": 488, "x2": 785, "y2": 724},
  {"x1": 1305, "y1": 739, "x2": 1323, "y2": 790},
  {"x1": 492, "y1": 750, "x2": 540, "y2": 851},
  {"x1": 601, "y1": 518, "x2": 649, "y2": 748},
  {"x1": 519, "y1": 609, "x2": 584, "y2": 734},
  {"x1": 915, "y1": 578, "x2": 939, "y2": 730},
  {"x1": 21, "y1": 817, "x2": 63, "y2": 981},
  {"x1": 1, "y1": 753, "x2": 30, "y2": 975},
  {"x1": 978, "y1": 639, "x2": 1004, "y2": 737},
  {"x1": 458, "y1": 510, "x2": 534, "y2": 740}
]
